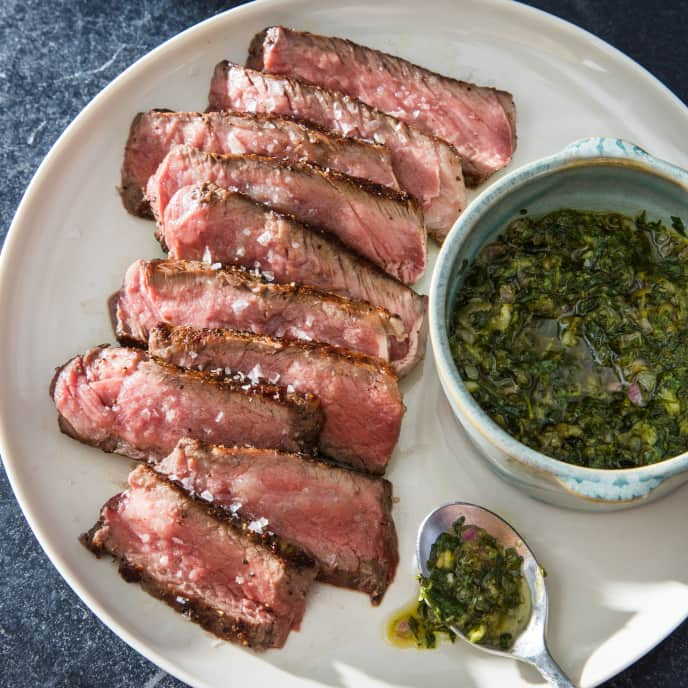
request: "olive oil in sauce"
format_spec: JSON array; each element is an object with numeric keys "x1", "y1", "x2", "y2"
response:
[
  {"x1": 387, "y1": 600, "x2": 433, "y2": 649},
  {"x1": 387, "y1": 518, "x2": 531, "y2": 651}
]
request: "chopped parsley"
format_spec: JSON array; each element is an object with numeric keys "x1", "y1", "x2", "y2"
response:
[{"x1": 416, "y1": 517, "x2": 528, "y2": 650}]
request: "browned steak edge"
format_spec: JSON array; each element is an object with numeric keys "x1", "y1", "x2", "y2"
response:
[
  {"x1": 52, "y1": 345, "x2": 324, "y2": 457},
  {"x1": 50, "y1": 346, "x2": 120, "y2": 452},
  {"x1": 156, "y1": 440, "x2": 399, "y2": 603},
  {"x1": 151, "y1": 323, "x2": 398, "y2": 380},
  {"x1": 247, "y1": 28, "x2": 270, "y2": 70},
  {"x1": 119, "y1": 112, "x2": 154, "y2": 218},
  {"x1": 114, "y1": 260, "x2": 402, "y2": 352},
  {"x1": 80, "y1": 470, "x2": 317, "y2": 649},
  {"x1": 120, "y1": 108, "x2": 403, "y2": 218},
  {"x1": 165, "y1": 182, "x2": 418, "y2": 291},
  {"x1": 215, "y1": 60, "x2": 464, "y2": 167},
  {"x1": 246, "y1": 27, "x2": 517, "y2": 157},
  {"x1": 199, "y1": 148, "x2": 419, "y2": 210}
]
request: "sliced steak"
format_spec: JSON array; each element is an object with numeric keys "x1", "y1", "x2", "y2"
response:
[
  {"x1": 159, "y1": 182, "x2": 427, "y2": 375},
  {"x1": 154, "y1": 438, "x2": 399, "y2": 604},
  {"x1": 51, "y1": 345, "x2": 323, "y2": 460},
  {"x1": 247, "y1": 27, "x2": 517, "y2": 186},
  {"x1": 149, "y1": 325, "x2": 405, "y2": 473},
  {"x1": 112, "y1": 259, "x2": 405, "y2": 369},
  {"x1": 121, "y1": 110, "x2": 399, "y2": 217},
  {"x1": 147, "y1": 145, "x2": 425, "y2": 284},
  {"x1": 81, "y1": 464, "x2": 318, "y2": 649},
  {"x1": 208, "y1": 62, "x2": 464, "y2": 241}
]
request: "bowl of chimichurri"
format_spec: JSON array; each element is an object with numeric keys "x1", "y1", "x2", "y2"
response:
[{"x1": 430, "y1": 137, "x2": 688, "y2": 510}]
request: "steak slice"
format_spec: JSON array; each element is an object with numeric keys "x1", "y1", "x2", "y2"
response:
[
  {"x1": 159, "y1": 182, "x2": 427, "y2": 375},
  {"x1": 146, "y1": 144, "x2": 425, "y2": 284},
  {"x1": 112, "y1": 259, "x2": 405, "y2": 369},
  {"x1": 120, "y1": 109, "x2": 399, "y2": 218},
  {"x1": 149, "y1": 325, "x2": 405, "y2": 473},
  {"x1": 154, "y1": 438, "x2": 399, "y2": 604},
  {"x1": 207, "y1": 62, "x2": 464, "y2": 241},
  {"x1": 247, "y1": 27, "x2": 517, "y2": 186},
  {"x1": 51, "y1": 345, "x2": 323, "y2": 461},
  {"x1": 81, "y1": 464, "x2": 318, "y2": 649}
]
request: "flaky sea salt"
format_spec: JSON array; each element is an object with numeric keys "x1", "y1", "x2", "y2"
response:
[
  {"x1": 231, "y1": 298, "x2": 249, "y2": 315},
  {"x1": 248, "y1": 517, "x2": 269, "y2": 534},
  {"x1": 247, "y1": 364, "x2": 263, "y2": 384}
]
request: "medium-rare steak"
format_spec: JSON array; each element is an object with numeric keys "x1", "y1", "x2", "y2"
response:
[
  {"x1": 51, "y1": 345, "x2": 323, "y2": 460},
  {"x1": 112, "y1": 259, "x2": 406, "y2": 369},
  {"x1": 159, "y1": 182, "x2": 427, "y2": 375},
  {"x1": 149, "y1": 325, "x2": 405, "y2": 473},
  {"x1": 207, "y1": 62, "x2": 464, "y2": 242},
  {"x1": 120, "y1": 110, "x2": 399, "y2": 217},
  {"x1": 81, "y1": 464, "x2": 318, "y2": 649},
  {"x1": 146, "y1": 144, "x2": 425, "y2": 284},
  {"x1": 155, "y1": 438, "x2": 399, "y2": 604},
  {"x1": 247, "y1": 27, "x2": 517, "y2": 186}
]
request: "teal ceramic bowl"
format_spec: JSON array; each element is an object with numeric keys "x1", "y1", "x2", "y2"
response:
[{"x1": 430, "y1": 137, "x2": 688, "y2": 511}]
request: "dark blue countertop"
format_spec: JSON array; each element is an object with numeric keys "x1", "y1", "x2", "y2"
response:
[{"x1": 1, "y1": 1, "x2": 686, "y2": 686}]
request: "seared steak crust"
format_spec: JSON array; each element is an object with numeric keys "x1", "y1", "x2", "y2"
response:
[
  {"x1": 247, "y1": 26, "x2": 516, "y2": 185},
  {"x1": 154, "y1": 438, "x2": 399, "y2": 604},
  {"x1": 146, "y1": 144, "x2": 426, "y2": 284},
  {"x1": 149, "y1": 324, "x2": 405, "y2": 473},
  {"x1": 208, "y1": 62, "x2": 465, "y2": 241},
  {"x1": 81, "y1": 464, "x2": 318, "y2": 649},
  {"x1": 120, "y1": 109, "x2": 399, "y2": 217},
  {"x1": 51, "y1": 345, "x2": 323, "y2": 460},
  {"x1": 112, "y1": 259, "x2": 405, "y2": 367},
  {"x1": 159, "y1": 182, "x2": 427, "y2": 375}
]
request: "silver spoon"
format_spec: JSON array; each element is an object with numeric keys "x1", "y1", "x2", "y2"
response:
[{"x1": 417, "y1": 502, "x2": 574, "y2": 687}]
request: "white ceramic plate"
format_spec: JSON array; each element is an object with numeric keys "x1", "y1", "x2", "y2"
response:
[{"x1": 1, "y1": 1, "x2": 687, "y2": 686}]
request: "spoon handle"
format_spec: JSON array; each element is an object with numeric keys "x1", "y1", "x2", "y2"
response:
[{"x1": 532, "y1": 648, "x2": 575, "y2": 688}]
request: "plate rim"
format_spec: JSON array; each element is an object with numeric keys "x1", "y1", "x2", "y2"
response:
[{"x1": 1, "y1": 1, "x2": 687, "y2": 686}]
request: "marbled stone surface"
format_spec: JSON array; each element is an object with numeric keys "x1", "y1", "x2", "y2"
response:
[{"x1": 0, "y1": 1, "x2": 686, "y2": 686}]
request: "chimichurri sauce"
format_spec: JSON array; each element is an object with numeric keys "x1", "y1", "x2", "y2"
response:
[
  {"x1": 450, "y1": 209, "x2": 688, "y2": 469},
  {"x1": 389, "y1": 518, "x2": 529, "y2": 650}
]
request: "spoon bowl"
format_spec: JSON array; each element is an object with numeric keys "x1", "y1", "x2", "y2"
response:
[{"x1": 417, "y1": 502, "x2": 574, "y2": 687}]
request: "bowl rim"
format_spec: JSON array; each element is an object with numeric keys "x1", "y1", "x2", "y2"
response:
[{"x1": 429, "y1": 137, "x2": 688, "y2": 488}]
